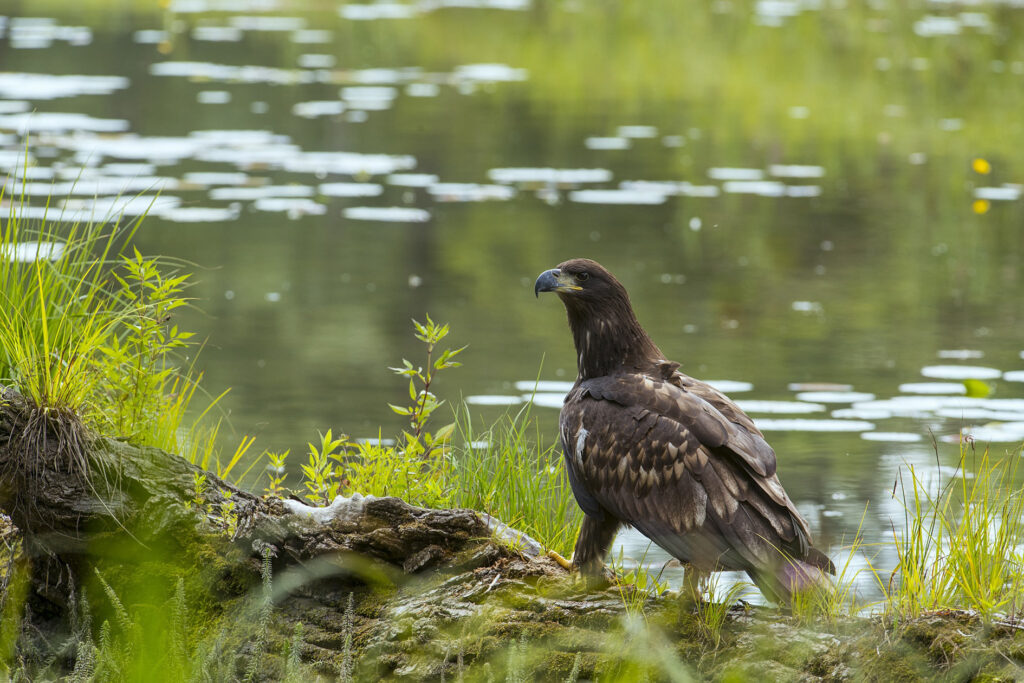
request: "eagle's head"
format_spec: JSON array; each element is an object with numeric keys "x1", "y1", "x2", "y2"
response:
[
  {"x1": 533, "y1": 258, "x2": 626, "y2": 308},
  {"x1": 535, "y1": 259, "x2": 661, "y2": 378}
]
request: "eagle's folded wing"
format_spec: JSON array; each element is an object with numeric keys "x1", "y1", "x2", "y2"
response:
[{"x1": 559, "y1": 373, "x2": 833, "y2": 577}]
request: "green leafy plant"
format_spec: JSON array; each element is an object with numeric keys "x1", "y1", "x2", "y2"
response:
[
  {"x1": 218, "y1": 490, "x2": 239, "y2": 538},
  {"x1": 283, "y1": 623, "x2": 307, "y2": 683},
  {"x1": 96, "y1": 248, "x2": 194, "y2": 445},
  {"x1": 263, "y1": 449, "x2": 291, "y2": 498},
  {"x1": 186, "y1": 471, "x2": 207, "y2": 511},
  {"x1": 294, "y1": 316, "x2": 468, "y2": 509},
  {"x1": 388, "y1": 314, "x2": 464, "y2": 458},
  {"x1": 345, "y1": 437, "x2": 454, "y2": 508},
  {"x1": 300, "y1": 429, "x2": 349, "y2": 505},
  {"x1": 337, "y1": 593, "x2": 355, "y2": 682},
  {"x1": 244, "y1": 547, "x2": 274, "y2": 683}
]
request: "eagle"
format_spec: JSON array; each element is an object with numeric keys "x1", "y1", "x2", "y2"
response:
[{"x1": 535, "y1": 258, "x2": 834, "y2": 603}]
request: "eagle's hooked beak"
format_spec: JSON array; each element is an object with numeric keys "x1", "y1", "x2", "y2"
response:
[{"x1": 534, "y1": 268, "x2": 582, "y2": 297}]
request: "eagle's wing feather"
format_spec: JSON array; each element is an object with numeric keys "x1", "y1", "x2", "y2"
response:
[{"x1": 559, "y1": 371, "x2": 831, "y2": 578}]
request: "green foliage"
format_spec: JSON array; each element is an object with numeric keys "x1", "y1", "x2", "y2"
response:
[
  {"x1": 94, "y1": 569, "x2": 131, "y2": 632},
  {"x1": 346, "y1": 437, "x2": 455, "y2": 508},
  {"x1": 564, "y1": 652, "x2": 582, "y2": 683},
  {"x1": 217, "y1": 490, "x2": 239, "y2": 538},
  {"x1": 388, "y1": 314, "x2": 464, "y2": 458},
  {"x1": 244, "y1": 548, "x2": 274, "y2": 683},
  {"x1": 263, "y1": 449, "x2": 291, "y2": 498},
  {"x1": 450, "y1": 401, "x2": 581, "y2": 556},
  {"x1": 288, "y1": 317, "x2": 467, "y2": 509},
  {"x1": 0, "y1": 183, "x2": 253, "y2": 488},
  {"x1": 186, "y1": 471, "x2": 206, "y2": 511},
  {"x1": 95, "y1": 248, "x2": 194, "y2": 445},
  {"x1": 605, "y1": 615, "x2": 696, "y2": 682},
  {"x1": 608, "y1": 545, "x2": 670, "y2": 618},
  {"x1": 209, "y1": 434, "x2": 257, "y2": 484},
  {"x1": 0, "y1": 194, "x2": 132, "y2": 413},
  {"x1": 337, "y1": 593, "x2": 355, "y2": 682},
  {"x1": 790, "y1": 505, "x2": 874, "y2": 625},
  {"x1": 167, "y1": 580, "x2": 188, "y2": 680},
  {"x1": 51, "y1": 550, "x2": 284, "y2": 682},
  {"x1": 693, "y1": 575, "x2": 750, "y2": 648},
  {"x1": 883, "y1": 442, "x2": 1024, "y2": 622},
  {"x1": 283, "y1": 623, "x2": 307, "y2": 683},
  {"x1": 300, "y1": 429, "x2": 349, "y2": 505},
  {"x1": 0, "y1": 541, "x2": 30, "y2": 671}
]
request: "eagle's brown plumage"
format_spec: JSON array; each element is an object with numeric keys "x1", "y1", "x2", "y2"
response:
[{"x1": 535, "y1": 258, "x2": 834, "y2": 603}]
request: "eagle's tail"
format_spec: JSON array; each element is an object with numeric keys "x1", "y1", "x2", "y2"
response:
[{"x1": 748, "y1": 548, "x2": 835, "y2": 606}]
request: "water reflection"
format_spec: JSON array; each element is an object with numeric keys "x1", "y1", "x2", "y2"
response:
[{"x1": 0, "y1": 240, "x2": 65, "y2": 262}]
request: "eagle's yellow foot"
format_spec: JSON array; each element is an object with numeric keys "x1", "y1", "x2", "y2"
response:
[{"x1": 547, "y1": 549, "x2": 574, "y2": 571}]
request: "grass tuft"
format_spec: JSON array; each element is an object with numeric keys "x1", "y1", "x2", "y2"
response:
[
  {"x1": 451, "y1": 400, "x2": 580, "y2": 556},
  {"x1": 884, "y1": 440, "x2": 1024, "y2": 622},
  {"x1": 0, "y1": 192, "x2": 133, "y2": 415}
]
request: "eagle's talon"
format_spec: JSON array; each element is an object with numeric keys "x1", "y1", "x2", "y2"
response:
[{"x1": 547, "y1": 549, "x2": 574, "y2": 571}]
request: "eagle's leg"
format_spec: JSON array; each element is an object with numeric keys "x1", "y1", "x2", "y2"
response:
[
  {"x1": 571, "y1": 512, "x2": 621, "y2": 581},
  {"x1": 680, "y1": 564, "x2": 709, "y2": 611}
]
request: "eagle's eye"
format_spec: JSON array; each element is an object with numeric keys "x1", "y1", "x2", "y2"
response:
[{"x1": 575, "y1": 272, "x2": 589, "y2": 282}]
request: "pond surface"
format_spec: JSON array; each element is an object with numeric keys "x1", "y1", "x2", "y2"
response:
[{"x1": 3, "y1": 0, "x2": 1024, "y2": 599}]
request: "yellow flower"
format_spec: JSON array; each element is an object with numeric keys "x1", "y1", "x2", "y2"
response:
[
  {"x1": 972, "y1": 158, "x2": 992, "y2": 175},
  {"x1": 973, "y1": 199, "x2": 990, "y2": 214}
]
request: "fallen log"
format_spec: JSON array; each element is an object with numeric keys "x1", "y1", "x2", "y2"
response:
[{"x1": 0, "y1": 388, "x2": 544, "y2": 590}]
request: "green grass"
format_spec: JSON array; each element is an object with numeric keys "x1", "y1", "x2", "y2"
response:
[
  {"x1": 0, "y1": 183, "x2": 252, "y2": 486},
  {"x1": 608, "y1": 544, "x2": 671, "y2": 619},
  {"x1": 883, "y1": 441, "x2": 1024, "y2": 622},
  {"x1": 450, "y1": 401, "x2": 581, "y2": 557},
  {"x1": 0, "y1": 188, "x2": 133, "y2": 414}
]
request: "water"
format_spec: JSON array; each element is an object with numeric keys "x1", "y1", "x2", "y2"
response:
[{"x1": 3, "y1": 0, "x2": 1024, "y2": 597}]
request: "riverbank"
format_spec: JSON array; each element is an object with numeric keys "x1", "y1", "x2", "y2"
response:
[{"x1": 2, "y1": 421, "x2": 1022, "y2": 681}]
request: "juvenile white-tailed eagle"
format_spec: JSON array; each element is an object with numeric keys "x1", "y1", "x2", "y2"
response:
[{"x1": 535, "y1": 258, "x2": 834, "y2": 603}]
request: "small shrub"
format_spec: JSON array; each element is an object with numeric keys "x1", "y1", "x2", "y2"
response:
[
  {"x1": 388, "y1": 314, "x2": 464, "y2": 458},
  {"x1": 300, "y1": 429, "x2": 349, "y2": 505}
]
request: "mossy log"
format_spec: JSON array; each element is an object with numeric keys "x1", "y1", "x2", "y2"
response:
[{"x1": 0, "y1": 388, "x2": 522, "y2": 608}]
